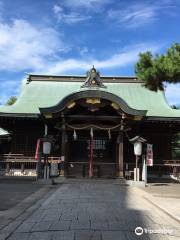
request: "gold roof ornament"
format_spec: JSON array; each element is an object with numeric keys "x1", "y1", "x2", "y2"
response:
[
  {"x1": 86, "y1": 98, "x2": 101, "y2": 104},
  {"x1": 82, "y1": 66, "x2": 106, "y2": 88},
  {"x1": 111, "y1": 102, "x2": 120, "y2": 110},
  {"x1": 134, "y1": 115, "x2": 143, "y2": 121},
  {"x1": 44, "y1": 113, "x2": 52, "y2": 119},
  {"x1": 67, "y1": 101, "x2": 76, "y2": 109}
]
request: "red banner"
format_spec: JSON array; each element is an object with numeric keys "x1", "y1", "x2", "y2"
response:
[
  {"x1": 146, "y1": 144, "x2": 153, "y2": 166},
  {"x1": 35, "y1": 139, "x2": 41, "y2": 160},
  {"x1": 89, "y1": 139, "x2": 94, "y2": 177}
]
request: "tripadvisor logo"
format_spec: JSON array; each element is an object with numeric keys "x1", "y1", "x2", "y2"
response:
[
  {"x1": 135, "y1": 227, "x2": 144, "y2": 236},
  {"x1": 135, "y1": 226, "x2": 173, "y2": 235}
]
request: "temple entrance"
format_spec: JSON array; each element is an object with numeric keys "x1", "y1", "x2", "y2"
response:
[{"x1": 67, "y1": 131, "x2": 116, "y2": 178}]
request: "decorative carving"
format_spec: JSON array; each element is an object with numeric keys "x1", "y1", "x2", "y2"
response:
[
  {"x1": 67, "y1": 101, "x2": 76, "y2": 109},
  {"x1": 86, "y1": 98, "x2": 101, "y2": 104},
  {"x1": 44, "y1": 113, "x2": 52, "y2": 119},
  {"x1": 111, "y1": 102, "x2": 120, "y2": 110},
  {"x1": 82, "y1": 66, "x2": 106, "y2": 88}
]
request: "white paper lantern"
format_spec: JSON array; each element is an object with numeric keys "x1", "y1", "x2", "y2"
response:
[
  {"x1": 43, "y1": 141, "x2": 51, "y2": 155},
  {"x1": 134, "y1": 142, "x2": 142, "y2": 156}
]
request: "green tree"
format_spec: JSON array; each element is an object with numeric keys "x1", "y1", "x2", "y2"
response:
[
  {"x1": 135, "y1": 43, "x2": 180, "y2": 91},
  {"x1": 6, "y1": 96, "x2": 17, "y2": 105},
  {"x1": 171, "y1": 105, "x2": 180, "y2": 109}
]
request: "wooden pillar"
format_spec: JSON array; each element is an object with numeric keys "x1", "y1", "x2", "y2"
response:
[
  {"x1": 6, "y1": 162, "x2": 10, "y2": 173},
  {"x1": 117, "y1": 132, "x2": 124, "y2": 178},
  {"x1": 60, "y1": 120, "x2": 66, "y2": 177},
  {"x1": 89, "y1": 139, "x2": 94, "y2": 177},
  {"x1": 21, "y1": 163, "x2": 25, "y2": 174}
]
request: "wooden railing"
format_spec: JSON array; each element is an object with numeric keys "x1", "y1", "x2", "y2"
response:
[
  {"x1": 124, "y1": 160, "x2": 180, "y2": 181},
  {"x1": 0, "y1": 154, "x2": 34, "y2": 161},
  {"x1": 0, "y1": 154, "x2": 36, "y2": 177},
  {"x1": 163, "y1": 160, "x2": 180, "y2": 166},
  {"x1": 0, "y1": 154, "x2": 61, "y2": 178}
]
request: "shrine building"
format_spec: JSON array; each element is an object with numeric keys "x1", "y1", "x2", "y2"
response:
[{"x1": 0, "y1": 67, "x2": 180, "y2": 178}]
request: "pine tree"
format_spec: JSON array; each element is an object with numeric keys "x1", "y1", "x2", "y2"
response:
[{"x1": 135, "y1": 43, "x2": 180, "y2": 91}]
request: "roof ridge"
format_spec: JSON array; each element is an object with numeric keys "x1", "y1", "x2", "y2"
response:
[{"x1": 27, "y1": 74, "x2": 142, "y2": 83}]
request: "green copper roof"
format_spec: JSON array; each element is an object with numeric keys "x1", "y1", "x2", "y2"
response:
[{"x1": 0, "y1": 77, "x2": 180, "y2": 118}]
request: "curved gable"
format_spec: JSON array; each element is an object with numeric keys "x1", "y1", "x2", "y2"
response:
[{"x1": 39, "y1": 89, "x2": 147, "y2": 116}]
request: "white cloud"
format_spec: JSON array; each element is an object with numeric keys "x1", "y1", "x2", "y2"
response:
[
  {"x1": 0, "y1": 14, "x2": 160, "y2": 75},
  {"x1": 43, "y1": 43, "x2": 160, "y2": 75},
  {"x1": 53, "y1": 4, "x2": 91, "y2": 24},
  {"x1": 108, "y1": 1, "x2": 179, "y2": 28},
  {"x1": 0, "y1": 19, "x2": 68, "y2": 71},
  {"x1": 0, "y1": 39, "x2": 162, "y2": 104},
  {"x1": 61, "y1": 0, "x2": 110, "y2": 10},
  {"x1": 53, "y1": 0, "x2": 110, "y2": 24},
  {"x1": 53, "y1": 4, "x2": 63, "y2": 14}
]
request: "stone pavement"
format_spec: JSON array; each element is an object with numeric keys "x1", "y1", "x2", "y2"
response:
[
  {"x1": 0, "y1": 179, "x2": 179, "y2": 240},
  {"x1": 136, "y1": 183, "x2": 180, "y2": 223},
  {"x1": 0, "y1": 179, "x2": 44, "y2": 211}
]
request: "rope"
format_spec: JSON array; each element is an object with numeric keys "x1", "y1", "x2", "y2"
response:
[
  {"x1": 65, "y1": 123, "x2": 121, "y2": 130},
  {"x1": 65, "y1": 123, "x2": 132, "y2": 142}
]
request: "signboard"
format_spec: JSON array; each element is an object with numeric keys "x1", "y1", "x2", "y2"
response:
[{"x1": 146, "y1": 144, "x2": 153, "y2": 166}]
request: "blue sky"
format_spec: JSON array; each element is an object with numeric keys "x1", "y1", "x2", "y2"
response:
[{"x1": 0, "y1": 0, "x2": 179, "y2": 105}]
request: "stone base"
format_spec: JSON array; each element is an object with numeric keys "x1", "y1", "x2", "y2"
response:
[
  {"x1": 59, "y1": 170, "x2": 65, "y2": 177},
  {"x1": 126, "y1": 180, "x2": 146, "y2": 187}
]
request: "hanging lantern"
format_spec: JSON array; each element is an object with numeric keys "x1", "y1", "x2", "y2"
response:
[
  {"x1": 73, "y1": 129, "x2": 77, "y2": 140},
  {"x1": 108, "y1": 129, "x2": 111, "y2": 140},
  {"x1": 43, "y1": 140, "x2": 51, "y2": 155}
]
